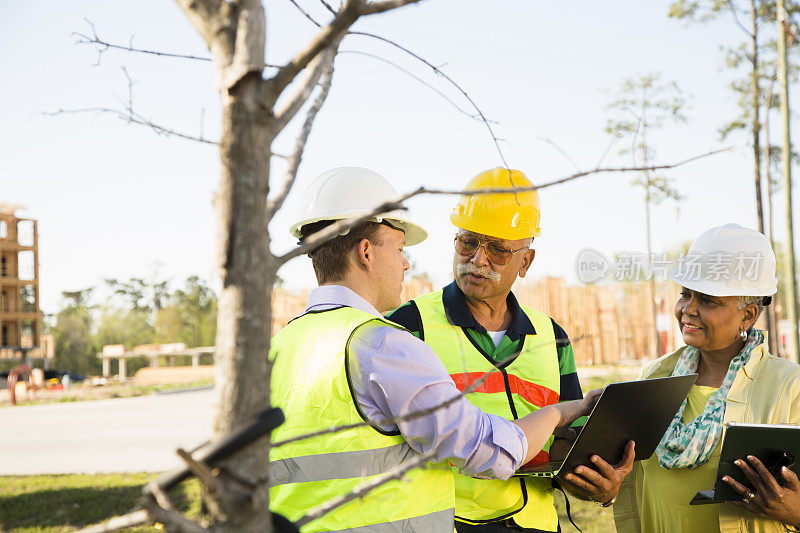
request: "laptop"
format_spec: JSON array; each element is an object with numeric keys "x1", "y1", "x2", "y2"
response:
[{"x1": 514, "y1": 374, "x2": 698, "y2": 479}]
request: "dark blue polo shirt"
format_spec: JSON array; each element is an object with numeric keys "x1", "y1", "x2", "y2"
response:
[{"x1": 387, "y1": 281, "x2": 583, "y2": 402}]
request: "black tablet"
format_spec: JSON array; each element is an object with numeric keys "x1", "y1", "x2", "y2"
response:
[{"x1": 691, "y1": 422, "x2": 800, "y2": 505}]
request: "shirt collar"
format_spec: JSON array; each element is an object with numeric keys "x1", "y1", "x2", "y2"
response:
[
  {"x1": 441, "y1": 280, "x2": 536, "y2": 341},
  {"x1": 741, "y1": 341, "x2": 766, "y2": 379},
  {"x1": 306, "y1": 285, "x2": 382, "y2": 317}
]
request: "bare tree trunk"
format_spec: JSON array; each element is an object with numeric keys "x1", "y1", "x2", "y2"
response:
[
  {"x1": 173, "y1": 0, "x2": 276, "y2": 528},
  {"x1": 211, "y1": 73, "x2": 276, "y2": 530}
]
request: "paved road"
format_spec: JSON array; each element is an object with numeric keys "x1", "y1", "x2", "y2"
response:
[{"x1": 0, "y1": 388, "x2": 217, "y2": 475}]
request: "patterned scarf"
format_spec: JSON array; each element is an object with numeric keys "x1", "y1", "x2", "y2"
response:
[{"x1": 655, "y1": 328, "x2": 764, "y2": 470}]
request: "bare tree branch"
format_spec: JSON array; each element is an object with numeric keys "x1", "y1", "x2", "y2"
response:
[
  {"x1": 74, "y1": 19, "x2": 216, "y2": 64},
  {"x1": 177, "y1": 447, "x2": 220, "y2": 493},
  {"x1": 319, "y1": 0, "x2": 338, "y2": 15},
  {"x1": 74, "y1": 18, "x2": 283, "y2": 69},
  {"x1": 349, "y1": 31, "x2": 509, "y2": 167},
  {"x1": 282, "y1": 5, "x2": 499, "y2": 129},
  {"x1": 725, "y1": 0, "x2": 755, "y2": 38},
  {"x1": 141, "y1": 495, "x2": 207, "y2": 533},
  {"x1": 173, "y1": 0, "x2": 225, "y2": 50},
  {"x1": 360, "y1": 0, "x2": 423, "y2": 15},
  {"x1": 266, "y1": 0, "x2": 426, "y2": 107},
  {"x1": 340, "y1": 50, "x2": 496, "y2": 123},
  {"x1": 539, "y1": 137, "x2": 580, "y2": 171},
  {"x1": 595, "y1": 135, "x2": 618, "y2": 168},
  {"x1": 273, "y1": 46, "x2": 337, "y2": 131},
  {"x1": 287, "y1": 0, "x2": 323, "y2": 26},
  {"x1": 268, "y1": 64, "x2": 335, "y2": 218},
  {"x1": 76, "y1": 510, "x2": 151, "y2": 533},
  {"x1": 172, "y1": 0, "x2": 266, "y2": 92},
  {"x1": 45, "y1": 63, "x2": 221, "y2": 146},
  {"x1": 288, "y1": 0, "x2": 423, "y2": 25},
  {"x1": 148, "y1": 483, "x2": 177, "y2": 513},
  {"x1": 46, "y1": 104, "x2": 294, "y2": 158},
  {"x1": 295, "y1": 450, "x2": 434, "y2": 527},
  {"x1": 263, "y1": 0, "x2": 363, "y2": 104},
  {"x1": 44, "y1": 107, "x2": 219, "y2": 145},
  {"x1": 276, "y1": 145, "x2": 738, "y2": 265}
]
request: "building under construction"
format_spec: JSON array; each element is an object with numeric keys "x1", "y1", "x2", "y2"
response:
[{"x1": 0, "y1": 204, "x2": 41, "y2": 358}]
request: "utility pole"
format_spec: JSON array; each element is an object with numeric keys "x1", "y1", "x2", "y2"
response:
[{"x1": 778, "y1": 0, "x2": 800, "y2": 363}]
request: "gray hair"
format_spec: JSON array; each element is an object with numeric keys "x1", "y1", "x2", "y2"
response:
[{"x1": 737, "y1": 295, "x2": 765, "y2": 322}]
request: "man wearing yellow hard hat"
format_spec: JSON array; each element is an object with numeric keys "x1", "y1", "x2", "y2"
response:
[
  {"x1": 388, "y1": 168, "x2": 632, "y2": 532},
  {"x1": 269, "y1": 167, "x2": 600, "y2": 532}
]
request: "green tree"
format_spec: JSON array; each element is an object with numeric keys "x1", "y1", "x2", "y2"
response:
[
  {"x1": 176, "y1": 276, "x2": 217, "y2": 347},
  {"x1": 94, "y1": 307, "x2": 155, "y2": 350},
  {"x1": 52, "y1": 288, "x2": 99, "y2": 375},
  {"x1": 669, "y1": 1, "x2": 800, "y2": 231},
  {"x1": 668, "y1": 1, "x2": 800, "y2": 352},
  {"x1": 605, "y1": 73, "x2": 687, "y2": 253},
  {"x1": 104, "y1": 275, "x2": 170, "y2": 312},
  {"x1": 93, "y1": 306, "x2": 156, "y2": 377},
  {"x1": 154, "y1": 276, "x2": 217, "y2": 347},
  {"x1": 154, "y1": 305, "x2": 185, "y2": 344},
  {"x1": 606, "y1": 73, "x2": 687, "y2": 358}
]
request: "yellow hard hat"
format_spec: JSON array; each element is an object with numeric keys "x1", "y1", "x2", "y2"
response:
[{"x1": 450, "y1": 167, "x2": 541, "y2": 240}]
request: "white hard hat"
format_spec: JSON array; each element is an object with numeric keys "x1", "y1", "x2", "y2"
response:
[
  {"x1": 289, "y1": 167, "x2": 428, "y2": 246},
  {"x1": 669, "y1": 223, "x2": 777, "y2": 297}
]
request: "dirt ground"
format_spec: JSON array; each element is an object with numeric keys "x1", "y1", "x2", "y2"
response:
[{"x1": 0, "y1": 367, "x2": 215, "y2": 407}]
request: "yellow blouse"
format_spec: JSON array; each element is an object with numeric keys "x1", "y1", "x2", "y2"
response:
[
  {"x1": 637, "y1": 384, "x2": 721, "y2": 533},
  {"x1": 614, "y1": 344, "x2": 800, "y2": 533}
]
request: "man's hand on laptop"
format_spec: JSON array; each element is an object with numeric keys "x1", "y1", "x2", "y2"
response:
[
  {"x1": 581, "y1": 387, "x2": 603, "y2": 411},
  {"x1": 513, "y1": 389, "x2": 605, "y2": 465},
  {"x1": 562, "y1": 440, "x2": 635, "y2": 506},
  {"x1": 549, "y1": 427, "x2": 577, "y2": 463},
  {"x1": 554, "y1": 387, "x2": 603, "y2": 427}
]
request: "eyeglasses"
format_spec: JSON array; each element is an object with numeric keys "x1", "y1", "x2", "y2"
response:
[{"x1": 454, "y1": 234, "x2": 529, "y2": 265}]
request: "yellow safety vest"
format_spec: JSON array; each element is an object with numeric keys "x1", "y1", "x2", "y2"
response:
[
  {"x1": 269, "y1": 306, "x2": 455, "y2": 532},
  {"x1": 414, "y1": 290, "x2": 561, "y2": 531}
]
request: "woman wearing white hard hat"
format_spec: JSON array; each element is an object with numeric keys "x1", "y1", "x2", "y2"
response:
[{"x1": 613, "y1": 224, "x2": 800, "y2": 533}]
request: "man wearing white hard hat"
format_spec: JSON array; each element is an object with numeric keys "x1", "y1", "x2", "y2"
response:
[
  {"x1": 613, "y1": 223, "x2": 800, "y2": 533},
  {"x1": 268, "y1": 167, "x2": 599, "y2": 532}
]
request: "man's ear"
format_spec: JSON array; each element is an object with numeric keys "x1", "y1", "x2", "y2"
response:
[
  {"x1": 355, "y1": 238, "x2": 374, "y2": 271},
  {"x1": 518, "y1": 249, "x2": 535, "y2": 278}
]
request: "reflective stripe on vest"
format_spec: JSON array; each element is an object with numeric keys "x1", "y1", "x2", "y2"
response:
[
  {"x1": 269, "y1": 306, "x2": 455, "y2": 532},
  {"x1": 326, "y1": 508, "x2": 455, "y2": 532},
  {"x1": 269, "y1": 443, "x2": 415, "y2": 486},
  {"x1": 414, "y1": 290, "x2": 560, "y2": 531}
]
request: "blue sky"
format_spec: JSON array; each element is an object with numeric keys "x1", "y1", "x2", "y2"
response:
[{"x1": 2, "y1": 1, "x2": 790, "y2": 313}]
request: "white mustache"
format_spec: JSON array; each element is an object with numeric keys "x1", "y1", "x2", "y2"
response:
[{"x1": 457, "y1": 263, "x2": 501, "y2": 283}]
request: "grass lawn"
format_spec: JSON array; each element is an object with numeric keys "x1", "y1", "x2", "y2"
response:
[
  {"x1": 1, "y1": 474, "x2": 614, "y2": 532},
  {"x1": 1, "y1": 368, "x2": 628, "y2": 531},
  {"x1": 554, "y1": 489, "x2": 615, "y2": 533},
  {"x1": 0, "y1": 474, "x2": 201, "y2": 532}
]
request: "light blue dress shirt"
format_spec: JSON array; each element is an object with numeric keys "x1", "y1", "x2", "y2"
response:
[{"x1": 305, "y1": 285, "x2": 528, "y2": 480}]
